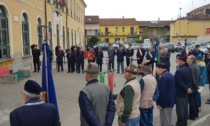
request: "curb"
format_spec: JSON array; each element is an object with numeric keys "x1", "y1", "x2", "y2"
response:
[{"x1": 190, "y1": 114, "x2": 210, "y2": 126}]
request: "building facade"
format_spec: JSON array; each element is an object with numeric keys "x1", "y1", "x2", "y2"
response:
[
  {"x1": 99, "y1": 18, "x2": 140, "y2": 43},
  {"x1": 138, "y1": 21, "x2": 172, "y2": 42},
  {"x1": 85, "y1": 16, "x2": 100, "y2": 37},
  {"x1": 170, "y1": 14, "x2": 210, "y2": 43},
  {"x1": 0, "y1": 0, "x2": 86, "y2": 72},
  {"x1": 187, "y1": 4, "x2": 210, "y2": 17}
]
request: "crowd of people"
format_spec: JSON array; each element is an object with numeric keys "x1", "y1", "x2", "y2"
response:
[{"x1": 13, "y1": 42, "x2": 210, "y2": 126}]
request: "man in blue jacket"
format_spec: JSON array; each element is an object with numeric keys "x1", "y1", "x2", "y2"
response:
[
  {"x1": 156, "y1": 62, "x2": 175, "y2": 126},
  {"x1": 79, "y1": 63, "x2": 116, "y2": 126},
  {"x1": 174, "y1": 54, "x2": 191, "y2": 126},
  {"x1": 10, "y1": 80, "x2": 60, "y2": 126},
  {"x1": 116, "y1": 44, "x2": 125, "y2": 74}
]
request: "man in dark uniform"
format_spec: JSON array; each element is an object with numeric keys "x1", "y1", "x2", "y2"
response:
[
  {"x1": 160, "y1": 47, "x2": 170, "y2": 71},
  {"x1": 10, "y1": 80, "x2": 60, "y2": 126},
  {"x1": 66, "y1": 49, "x2": 73, "y2": 73},
  {"x1": 73, "y1": 46, "x2": 78, "y2": 73},
  {"x1": 136, "y1": 44, "x2": 145, "y2": 67},
  {"x1": 56, "y1": 46, "x2": 64, "y2": 72},
  {"x1": 95, "y1": 47, "x2": 104, "y2": 72},
  {"x1": 116, "y1": 44, "x2": 125, "y2": 74},
  {"x1": 174, "y1": 54, "x2": 191, "y2": 126},
  {"x1": 125, "y1": 43, "x2": 134, "y2": 67},
  {"x1": 108, "y1": 44, "x2": 115, "y2": 70},
  {"x1": 32, "y1": 45, "x2": 41, "y2": 72},
  {"x1": 77, "y1": 47, "x2": 85, "y2": 73}
]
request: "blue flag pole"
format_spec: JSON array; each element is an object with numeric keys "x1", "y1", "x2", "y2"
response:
[{"x1": 42, "y1": 43, "x2": 60, "y2": 119}]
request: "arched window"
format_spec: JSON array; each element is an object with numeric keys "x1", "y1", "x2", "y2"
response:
[
  {"x1": 22, "y1": 13, "x2": 30, "y2": 56},
  {"x1": 48, "y1": 21, "x2": 53, "y2": 48},
  {"x1": 71, "y1": 29, "x2": 73, "y2": 46},
  {"x1": 63, "y1": 26, "x2": 65, "y2": 49},
  {"x1": 37, "y1": 18, "x2": 42, "y2": 49},
  {"x1": 56, "y1": 24, "x2": 59, "y2": 46},
  {"x1": 0, "y1": 6, "x2": 9, "y2": 59}
]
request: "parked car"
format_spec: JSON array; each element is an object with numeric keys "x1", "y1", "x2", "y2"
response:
[
  {"x1": 199, "y1": 45, "x2": 208, "y2": 54},
  {"x1": 132, "y1": 43, "x2": 140, "y2": 50},
  {"x1": 142, "y1": 43, "x2": 151, "y2": 50},
  {"x1": 164, "y1": 43, "x2": 175, "y2": 53},
  {"x1": 174, "y1": 43, "x2": 182, "y2": 52},
  {"x1": 93, "y1": 43, "x2": 109, "y2": 51}
]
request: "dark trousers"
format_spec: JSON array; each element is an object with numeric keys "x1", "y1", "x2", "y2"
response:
[
  {"x1": 117, "y1": 61, "x2": 124, "y2": 73},
  {"x1": 188, "y1": 92, "x2": 199, "y2": 118},
  {"x1": 77, "y1": 61, "x2": 84, "y2": 73},
  {"x1": 67, "y1": 61, "x2": 72, "y2": 73},
  {"x1": 108, "y1": 60, "x2": 114, "y2": 70},
  {"x1": 176, "y1": 96, "x2": 188, "y2": 126},
  {"x1": 57, "y1": 61, "x2": 63, "y2": 72},
  {"x1": 126, "y1": 57, "x2": 132, "y2": 67},
  {"x1": 72, "y1": 61, "x2": 75, "y2": 72},
  {"x1": 97, "y1": 62, "x2": 102, "y2": 72},
  {"x1": 140, "y1": 106, "x2": 154, "y2": 126},
  {"x1": 33, "y1": 60, "x2": 40, "y2": 72}
]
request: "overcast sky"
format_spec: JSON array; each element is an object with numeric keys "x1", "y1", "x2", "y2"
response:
[{"x1": 84, "y1": 0, "x2": 210, "y2": 21}]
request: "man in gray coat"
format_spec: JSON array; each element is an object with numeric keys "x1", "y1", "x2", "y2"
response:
[
  {"x1": 79, "y1": 63, "x2": 116, "y2": 126},
  {"x1": 186, "y1": 55, "x2": 200, "y2": 120}
]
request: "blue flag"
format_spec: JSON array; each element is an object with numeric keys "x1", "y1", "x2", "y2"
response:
[{"x1": 41, "y1": 43, "x2": 60, "y2": 119}]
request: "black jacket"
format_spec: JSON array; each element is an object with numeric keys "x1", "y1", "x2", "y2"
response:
[
  {"x1": 95, "y1": 51, "x2": 103, "y2": 64},
  {"x1": 56, "y1": 50, "x2": 64, "y2": 62},
  {"x1": 174, "y1": 64, "x2": 190, "y2": 97},
  {"x1": 160, "y1": 52, "x2": 170, "y2": 67},
  {"x1": 77, "y1": 51, "x2": 84, "y2": 62},
  {"x1": 125, "y1": 48, "x2": 134, "y2": 58},
  {"x1": 32, "y1": 49, "x2": 40, "y2": 61}
]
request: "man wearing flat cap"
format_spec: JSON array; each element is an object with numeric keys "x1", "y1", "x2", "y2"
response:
[
  {"x1": 138, "y1": 61, "x2": 158, "y2": 126},
  {"x1": 79, "y1": 63, "x2": 116, "y2": 126},
  {"x1": 116, "y1": 64, "x2": 141, "y2": 126},
  {"x1": 10, "y1": 80, "x2": 60, "y2": 126},
  {"x1": 156, "y1": 62, "x2": 175, "y2": 126},
  {"x1": 174, "y1": 54, "x2": 191, "y2": 126}
]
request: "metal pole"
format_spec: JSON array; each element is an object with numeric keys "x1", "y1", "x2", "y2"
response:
[
  {"x1": 44, "y1": 0, "x2": 49, "y2": 103},
  {"x1": 66, "y1": 7, "x2": 68, "y2": 48}
]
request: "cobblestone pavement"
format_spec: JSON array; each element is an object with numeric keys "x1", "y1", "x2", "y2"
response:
[{"x1": 0, "y1": 52, "x2": 210, "y2": 126}]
